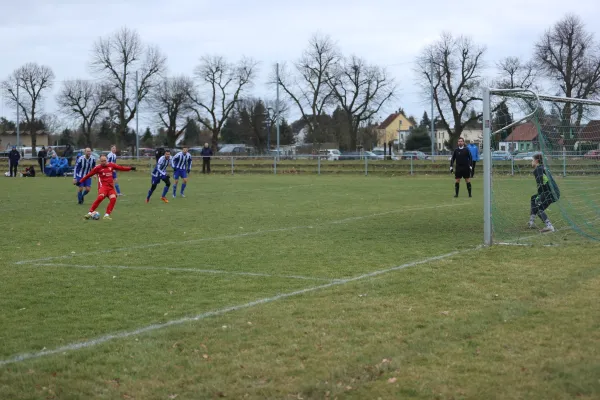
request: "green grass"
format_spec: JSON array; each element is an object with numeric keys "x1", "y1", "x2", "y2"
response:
[{"x1": 0, "y1": 173, "x2": 599, "y2": 399}]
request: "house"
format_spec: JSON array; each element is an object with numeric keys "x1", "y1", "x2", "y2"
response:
[
  {"x1": 0, "y1": 130, "x2": 49, "y2": 149},
  {"x1": 435, "y1": 125, "x2": 483, "y2": 152},
  {"x1": 501, "y1": 122, "x2": 538, "y2": 152},
  {"x1": 376, "y1": 111, "x2": 414, "y2": 147},
  {"x1": 579, "y1": 120, "x2": 600, "y2": 143}
]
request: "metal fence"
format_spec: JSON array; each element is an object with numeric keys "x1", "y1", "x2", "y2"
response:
[{"x1": 2, "y1": 152, "x2": 599, "y2": 176}]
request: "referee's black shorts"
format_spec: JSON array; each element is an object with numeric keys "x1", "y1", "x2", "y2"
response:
[{"x1": 455, "y1": 166, "x2": 470, "y2": 180}]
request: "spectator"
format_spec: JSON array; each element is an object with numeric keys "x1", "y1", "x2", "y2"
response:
[
  {"x1": 22, "y1": 165, "x2": 36, "y2": 177},
  {"x1": 8, "y1": 146, "x2": 20, "y2": 177},
  {"x1": 155, "y1": 147, "x2": 165, "y2": 163},
  {"x1": 47, "y1": 146, "x2": 57, "y2": 159},
  {"x1": 64, "y1": 144, "x2": 74, "y2": 166},
  {"x1": 200, "y1": 142, "x2": 213, "y2": 174},
  {"x1": 38, "y1": 146, "x2": 47, "y2": 172},
  {"x1": 45, "y1": 154, "x2": 68, "y2": 176}
]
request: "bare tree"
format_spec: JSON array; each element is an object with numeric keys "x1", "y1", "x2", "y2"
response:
[
  {"x1": 496, "y1": 57, "x2": 537, "y2": 89},
  {"x1": 327, "y1": 55, "x2": 396, "y2": 149},
  {"x1": 150, "y1": 75, "x2": 195, "y2": 148},
  {"x1": 535, "y1": 14, "x2": 600, "y2": 126},
  {"x1": 416, "y1": 33, "x2": 486, "y2": 148},
  {"x1": 1, "y1": 63, "x2": 55, "y2": 150},
  {"x1": 90, "y1": 27, "x2": 166, "y2": 145},
  {"x1": 57, "y1": 80, "x2": 111, "y2": 147},
  {"x1": 187, "y1": 55, "x2": 257, "y2": 149},
  {"x1": 276, "y1": 34, "x2": 340, "y2": 142}
]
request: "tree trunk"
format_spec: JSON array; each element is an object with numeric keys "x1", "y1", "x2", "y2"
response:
[
  {"x1": 167, "y1": 128, "x2": 177, "y2": 149},
  {"x1": 211, "y1": 128, "x2": 220, "y2": 151}
]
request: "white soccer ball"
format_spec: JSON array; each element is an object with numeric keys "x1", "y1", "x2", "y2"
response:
[{"x1": 91, "y1": 212, "x2": 100, "y2": 220}]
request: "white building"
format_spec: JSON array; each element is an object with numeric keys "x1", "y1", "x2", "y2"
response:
[{"x1": 435, "y1": 127, "x2": 483, "y2": 152}]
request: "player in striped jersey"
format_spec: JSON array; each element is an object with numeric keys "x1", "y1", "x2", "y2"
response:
[
  {"x1": 73, "y1": 148, "x2": 96, "y2": 204},
  {"x1": 106, "y1": 145, "x2": 123, "y2": 196},
  {"x1": 171, "y1": 147, "x2": 192, "y2": 198},
  {"x1": 146, "y1": 150, "x2": 171, "y2": 203}
]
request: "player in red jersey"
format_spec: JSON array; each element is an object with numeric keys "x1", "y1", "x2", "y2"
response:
[{"x1": 76, "y1": 155, "x2": 136, "y2": 220}]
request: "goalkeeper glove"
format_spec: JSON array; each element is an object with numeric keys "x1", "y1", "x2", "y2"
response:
[
  {"x1": 130, "y1": 166, "x2": 136, "y2": 171},
  {"x1": 450, "y1": 167, "x2": 453, "y2": 173}
]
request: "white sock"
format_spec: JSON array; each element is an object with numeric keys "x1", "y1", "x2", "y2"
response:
[{"x1": 529, "y1": 215, "x2": 535, "y2": 223}]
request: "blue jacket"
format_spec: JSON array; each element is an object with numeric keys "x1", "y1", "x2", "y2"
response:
[
  {"x1": 467, "y1": 144, "x2": 480, "y2": 162},
  {"x1": 49, "y1": 157, "x2": 61, "y2": 168}
]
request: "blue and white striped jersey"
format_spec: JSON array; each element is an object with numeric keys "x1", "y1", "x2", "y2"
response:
[
  {"x1": 171, "y1": 151, "x2": 192, "y2": 171},
  {"x1": 74, "y1": 156, "x2": 96, "y2": 178},
  {"x1": 152, "y1": 155, "x2": 170, "y2": 177},
  {"x1": 107, "y1": 151, "x2": 117, "y2": 164}
]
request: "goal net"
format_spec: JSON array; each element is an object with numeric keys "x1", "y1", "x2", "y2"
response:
[{"x1": 483, "y1": 89, "x2": 600, "y2": 246}]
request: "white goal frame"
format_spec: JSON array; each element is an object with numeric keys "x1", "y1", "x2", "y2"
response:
[{"x1": 482, "y1": 88, "x2": 600, "y2": 246}]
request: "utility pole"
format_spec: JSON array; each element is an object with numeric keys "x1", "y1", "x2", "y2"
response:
[
  {"x1": 135, "y1": 71, "x2": 139, "y2": 159},
  {"x1": 430, "y1": 60, "x2": 434, "y2": 160},
  {"x1": 266, "y1": 107, "x2": 272, "y2": 153},
  {"x1": 275, "y1": 63, "x2": 281, "y2": 161}
]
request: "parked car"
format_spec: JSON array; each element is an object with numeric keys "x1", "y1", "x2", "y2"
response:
[
  {"x1": 371, "y1": 148, "x2": 399, "y2": 160},
  {"x1": 218, "y1": 144, "x2": 256, "y2": 156},
  {"x1": 318, "y1": 149, "x2": 341, "y2": 161},
  {"x1": 514, "y1": 152, "x2": 536, "y2": 161},
  {"x1": 402, "y1": 151, "x2": 429, "y2": 160},
  {"x1": 491, "y1": 151, "x2": 513, "y2": 161},
  {"x1": 339, "y1": 151, "x2": 380, "y2": 160},
  {"x1": 363, "y1": 151, "x2": 380, "y2": 160},
  {"x1": 584, "y1": 150, "x2": 600, "y2": 160}
]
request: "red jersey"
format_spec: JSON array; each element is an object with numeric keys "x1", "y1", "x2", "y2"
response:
[{"x1": 79, "y1": 163, "x2": 132, "y2": 189}]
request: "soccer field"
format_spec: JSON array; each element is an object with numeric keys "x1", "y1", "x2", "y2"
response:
[{"x1": 1, "y1": 174, "x2": 599, "y2": 399}]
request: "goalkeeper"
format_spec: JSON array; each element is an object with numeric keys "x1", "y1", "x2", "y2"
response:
[{"x1": 529, "y1": 153, "x2": 560, "y2": 233}]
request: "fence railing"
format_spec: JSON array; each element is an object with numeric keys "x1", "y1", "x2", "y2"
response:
[{"x1": 2, "y1": 153, "x2": 599, "y2": 176}]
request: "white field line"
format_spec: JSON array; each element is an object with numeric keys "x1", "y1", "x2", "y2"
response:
[
  {"x1": 0, "y1": 247, "x2": 479, "y2": 366},
  {"x1": 15, "y1": 202, "x2": 468, "y2": 265},
  {"x1": 26, "y1": 263, "x2": 338, "y2": 282}
]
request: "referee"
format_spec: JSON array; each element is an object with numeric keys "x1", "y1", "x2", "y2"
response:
[{"x1": 450, "y1": 137, "x2": 473, "y2": 198}]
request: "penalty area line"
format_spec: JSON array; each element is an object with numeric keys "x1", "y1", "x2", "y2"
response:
[
  {"x1": 24, "y1": 263, "x2": 339, "y2": 283},
  {"x1": 15, "y1": 202, "x2": 468, "y2": 265},
  {"x1": 0, "y1": 247, "x2": 480, "y2": 367}
]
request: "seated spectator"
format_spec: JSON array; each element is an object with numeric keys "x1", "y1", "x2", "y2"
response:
[
  {"x1": 45, "y1": 155, "x2": 69, "y2": 176},
  {"x1": 22, "y1": 165, "x2": 36, "y2": 177}
]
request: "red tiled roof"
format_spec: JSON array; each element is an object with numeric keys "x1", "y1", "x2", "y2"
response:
[
  {"x1": 377, "y1": 113, "x2": 399, "y2": 130},
  {"x1": 505, "y1": 122, "x2": 538, "y2": 142},
  {"x1": 579, "y1": 120, "x2": 600, "y2": 141}
]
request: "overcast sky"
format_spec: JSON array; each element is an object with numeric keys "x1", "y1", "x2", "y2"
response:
[{"x1": 1, "y1": 0, "x2": 599, "y2": 131}]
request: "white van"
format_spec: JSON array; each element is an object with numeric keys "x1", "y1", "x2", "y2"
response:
[
  {"x1": 318, "y1": 149, "x2": 341, "y2": 161},
  {"x1": 18, "y1": 146, "x2": 42, "y2": 159}
]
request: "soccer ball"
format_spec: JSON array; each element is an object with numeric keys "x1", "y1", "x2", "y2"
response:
[{"x1": 91, "y1": 212, "x2": 100, "y2": 220}]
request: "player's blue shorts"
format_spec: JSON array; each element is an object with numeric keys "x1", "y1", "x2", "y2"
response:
[
  {"x1": 112, "y1": 171, "x2": 118, "y2": 179},
  {"x1": 151, "y1": 174, "x2": 168, "y2": 185},
  {"x1": 173, "y1": 168, "x2": 188, "y2": 179},
  {"x1": 77, "y1": 177, "x2": 92, "y2": 187}
]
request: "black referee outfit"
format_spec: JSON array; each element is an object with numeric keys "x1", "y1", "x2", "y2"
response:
[{"x1": 450, "y1": 146, "x2": 473, "y2": 197}]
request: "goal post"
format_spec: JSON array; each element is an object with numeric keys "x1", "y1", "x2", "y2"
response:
[{"x1": 482, "y1": 88, "x2": 600, "y2": 246}]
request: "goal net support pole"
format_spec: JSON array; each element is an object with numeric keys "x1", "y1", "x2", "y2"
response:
[{"x1": 483, "y1": 88, "x2": 492, "y2": 246}]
